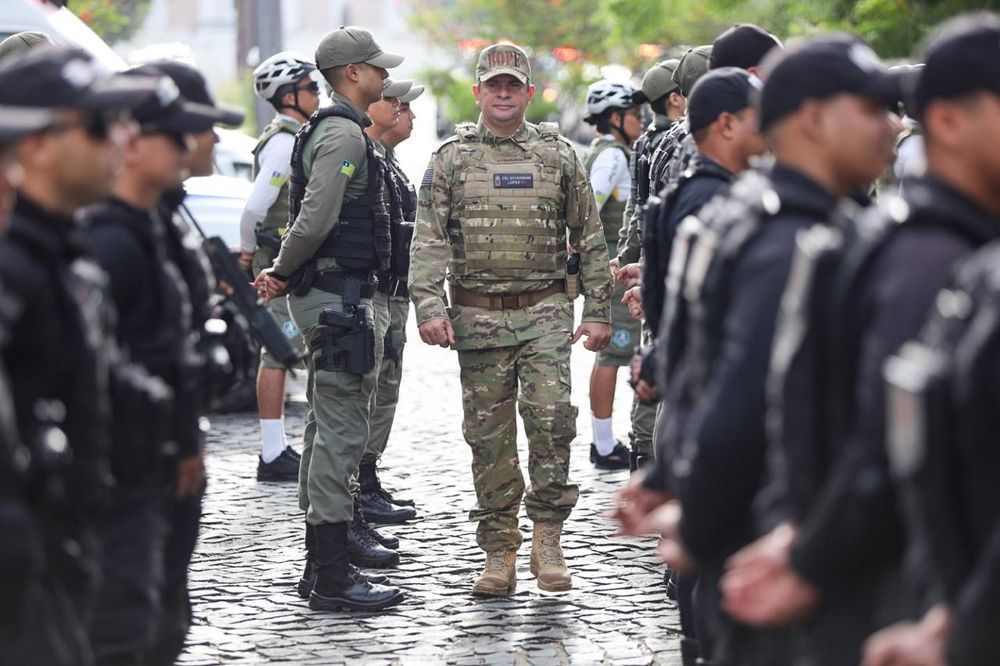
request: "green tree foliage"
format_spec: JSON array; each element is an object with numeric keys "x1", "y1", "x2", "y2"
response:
[
  {"x1": 68, "y1": 0, "x2": 150, "y2": 44},
  {"x1": 410, "y1": 0, "x2": 998, "y2": 126}
]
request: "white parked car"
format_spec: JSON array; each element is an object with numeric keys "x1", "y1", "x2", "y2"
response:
[{"x1": 182, "y1": 174, "x2": 253, "y2": 250}]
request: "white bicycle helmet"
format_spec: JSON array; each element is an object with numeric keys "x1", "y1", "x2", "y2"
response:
[
  {"x1": 584, "y1": 80, "x2": 637, "y2": 119},
  {"x1": 253, "y1": 51, "x2": 316, "y2": 102}
]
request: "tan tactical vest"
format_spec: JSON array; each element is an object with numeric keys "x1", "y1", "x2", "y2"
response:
[
  {"x1": 583, "y1": 136, "x2": 630, "y2": 254},
  {"x1": 448, "y1": 121, "x2": 568, "y2": 281},
  {"x1": 252, "y1": 115, "x2": 301, "y2": 239}
]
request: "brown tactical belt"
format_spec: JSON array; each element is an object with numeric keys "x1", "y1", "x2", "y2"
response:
[{"x1": 450, "y1": 283, "x2": 565, "y2": 311}]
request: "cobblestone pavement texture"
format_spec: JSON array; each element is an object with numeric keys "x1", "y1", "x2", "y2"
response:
[{"x1": 180, "y1": 310, "x2": 682, "y2": 665}]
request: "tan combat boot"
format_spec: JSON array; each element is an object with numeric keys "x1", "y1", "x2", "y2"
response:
[
  {"x1": 530, "y1": 522, "x2": 572, "y2": 592},
  {"x1": 472, "y1": 550, "x2": 517, "y2": 597}
]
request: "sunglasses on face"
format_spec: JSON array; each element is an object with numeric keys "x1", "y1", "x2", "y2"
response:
[
  {"x1": 296, "y1": 81, "x2": 321, "y2": 95},
  {"x1": 50, "y1": 109, "x2": 131, "y2": 141},
  {"x1": 140, "y1": 127, "x2": 189, "y2": 150}
]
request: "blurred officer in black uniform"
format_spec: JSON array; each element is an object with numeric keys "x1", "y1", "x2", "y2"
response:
[
  {"x1": 0, "y1": 45, "x2": 155, "y2": 665},
  {"x1": 647, "y1": 36, "x2": 899, "y2": 665},
  {"x1": 621, "y1": 68, "x2": 765, "y2": 666},
  {"x1": 80, "y1": 72, "x2": 220, "y2": 665},
  {"x1": 0, "y1": 102, "x2": 69, "y2": 664},
  {"x1": 131, "y1": 58, "x2": 244, "y2": 665},
  {"x1": 723, "y1": 16, "x2": 1000, "y2": 666},
  {"x1": 700, "y1": 14, "x2": 1000, "y2": 666}
]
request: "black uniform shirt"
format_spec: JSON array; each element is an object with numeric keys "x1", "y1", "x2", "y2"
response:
[{"x1": 676, "y1": 165, "x2": 837, "y2": 563}]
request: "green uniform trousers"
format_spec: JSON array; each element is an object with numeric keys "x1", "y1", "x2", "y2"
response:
[
  {"x1": 630, "y1": 326, "x2": 657, "y2": 457},
  {"x1": 290, "y1": 285, "x2": 389, "y2": 525},
  {"x1": 457, "y1": 331, "x2": 580, "y2": 553},
  {"x1": 364, "y1": 295, "x2": 409, "y2": 459}
]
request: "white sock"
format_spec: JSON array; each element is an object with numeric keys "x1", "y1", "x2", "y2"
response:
[
  {"x1": 592, "y1": 415, "x2": 617, "y2": 456},
  {"x1": 260, "y1": 419, "x2": 287, "y2": 463}
]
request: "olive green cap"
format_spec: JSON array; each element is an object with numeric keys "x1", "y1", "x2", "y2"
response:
[
  {"x1": 641, "y1": 58, "x2": 681, "y2": 100},
  {"x1": 476, "y1": 43, "x2": 530, "y2": 83},
  {"x1": 0, "y1": 31, "x2": 53, "y2": 63},
  {"x1": 315, "y1": 26, "x2": 403, "y2": 70},
  {"x1": 398, "y1": 84, "x2": 425, "y2": 104},
  {"x1": 673, "y1": 45, "x2": 713, "y2": 96},
  {"x1": 382, "y1": 78, "x2": 412, "y2": 98}
]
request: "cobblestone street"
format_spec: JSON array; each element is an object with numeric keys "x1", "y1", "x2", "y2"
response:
[{"x1": 180, "y1": 312, "x2": 682, "y2": 665}]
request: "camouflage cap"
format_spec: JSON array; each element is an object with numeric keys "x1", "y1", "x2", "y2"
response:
[
  {"x1": 399, "y1": 84, "x2": 425, "y2": 104},
  {"x1": 476, "y1": 43, "x2": 530, "y2": 83},
  {"x1": 640, "y1": 58, "x2": 681, "y2": 101},
  {"x1": 315, "y1": 26, "x2": 403, "y2": 70},
  {"x1": 382, "y1": 78, "x2": 413, "y2": 98},
  {"x1": 673, "y1": 45, "x2": 713, "y2": 96}
]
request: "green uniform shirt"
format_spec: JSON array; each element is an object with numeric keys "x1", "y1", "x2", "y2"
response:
[{"x1": 272, "y1": 91, "x2": 373, "y2": 277}]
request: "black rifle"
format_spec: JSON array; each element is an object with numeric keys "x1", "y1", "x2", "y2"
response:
[{"x1": 178, "y1": 203, "x2": 303, "y2": 371}]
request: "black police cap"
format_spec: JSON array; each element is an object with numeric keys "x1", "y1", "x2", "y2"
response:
[
  {"x1": 0, "y1": 106, "x2": 56, "y2": 143},
  {"x1": 0, "y1": 44, "x2": 156, "y2": 112},
  {"x1": 133, "y1": 60, "x2": 245, "y2": 129},
  {"x1": 121, "y1": 71, "x2": 223, "y2": 135},
  {"x1": 912, "y1": 13, "x2": 1000, "y2": 119},
  {"x1": 710, "y1": 23, "x2": 783, "y2": 70},
  {"x1": 757, "y1": 35, "x2": 902, "y2": 131},
  {"x1": 688, "y1": 67, "x2": 760, "y2": 132}
]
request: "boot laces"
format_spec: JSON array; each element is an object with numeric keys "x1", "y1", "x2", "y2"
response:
[
  {"x1": 484, "y1": 552, "x2": 511, "y2": 573},
  {"x1": 538, "y1": 525, "x2": 565, "y2": 566}
]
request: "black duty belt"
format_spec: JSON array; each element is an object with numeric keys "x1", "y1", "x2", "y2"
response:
[
  {"x1": 312, "y1": 270, "x2": 377, "y2": 299},
  {"x1": 376, "y1": 273, "x2": 409, "y2": 298}
]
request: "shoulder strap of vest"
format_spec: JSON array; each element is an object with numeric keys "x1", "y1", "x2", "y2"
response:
[
  {"x1": 537, "y1": 121, "x2": 560, "y2": 141},
  {"x1": 455, "y1": 122, "x2": 478, "y2": 143},
  {"x1": 7, "y1": 214, "x2": 63, "y2": 259}
]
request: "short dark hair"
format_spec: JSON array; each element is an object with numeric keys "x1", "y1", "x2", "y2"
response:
[
  {"x1": 321, "y1": 65, "x2": 347, "y2": 88},
  {"x1": 649, "y1": 94, "x2": 668, "y2": 117}
]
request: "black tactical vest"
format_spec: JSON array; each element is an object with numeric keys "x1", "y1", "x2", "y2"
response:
[
  {"x1": 289, "y1": 105, "x2": 392, "y2": 272},
  {"x1": 768, "y1": 180, "x2": 1000, "y2": 522}
]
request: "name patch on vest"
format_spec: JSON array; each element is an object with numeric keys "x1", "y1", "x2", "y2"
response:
[{"x1": 493, "y1": 173, "x2": 534, "y2": 189}]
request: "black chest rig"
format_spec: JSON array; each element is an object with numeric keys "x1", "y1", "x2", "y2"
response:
[{"x1": 289, "y1": 106, "x2": 393, "y2": 272}]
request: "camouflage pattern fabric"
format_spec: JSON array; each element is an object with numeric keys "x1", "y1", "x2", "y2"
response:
[
  {"x1": 458, "y1": 331, "x2": 579, "y2": 552},
  {"x1": 409, "y1": 118, "x2": 611, "y2": 551},
  {"x1": 409, "y1": 118, "x2": 612, "y2": 351}
]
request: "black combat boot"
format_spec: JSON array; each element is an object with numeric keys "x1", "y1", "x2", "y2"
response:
[
  {"x1": 297, "y1": 522, "x2": 389, "y2": 599},
  {"x1": 359, "y1": 454, "x2": 417, "y2": 513},
  {"x1": 352, "y1": 494, "x2": 400, "y2": 549},
  {"x1": 680, "y1": 637, "x2": 702, "y2": 666},
  {"x1": 629, "y1": 449, "x2": 653, "y2": 472},
  {"x1": 347, "y1": 503, "x2": 400, "y2": 568},
  {"x1": 309, "y1": 522, "x2": 404, "y2": 612}
]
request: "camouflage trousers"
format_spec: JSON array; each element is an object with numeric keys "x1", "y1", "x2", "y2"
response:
[
  {"x1": 629, "y1": 326, "x2": 657, "y2": 457},
  {"x1": 290, "y1": 287, "x2": 388, "y2": 525},
  {"x1": 457, "y1": 331, "x2": 580, "y2": 553},
  {"x1": 364, "y1": 295, "x2": 409, "y2": 459}
]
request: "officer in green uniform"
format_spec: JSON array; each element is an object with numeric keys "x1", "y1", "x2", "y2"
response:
[
  {"x1": 254, "y1": 26, "x2": 405, "y2": 612},
  {"x1": 409, "y1": 43, "x2": 613, "y2": 597},
  {"x1": 240, "y1": 51, "x2": 319, "y2": 482},
  {"x1": 580, "y1": 80, "x2": 644, "y2": 470},
  {"x1": 356, "y1": 79, "x2": 422, "y2": 525}
]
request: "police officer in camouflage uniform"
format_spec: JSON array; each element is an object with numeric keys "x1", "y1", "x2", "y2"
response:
[
  {"x1": 255, "y1": 26, "x2": 406, "y2": 612},
  {"x1": 240, "y1": 51, "x2": 319, "y2": 482},
  {"x1": 357, "y1": 78, "x2": 421, "y2": 526},
  {"x1": 409, "y1": 43, "x2": 613, "y2": 597},
  {"x1": 581, "y1": 80, "x2": 644, "y2": 470}
]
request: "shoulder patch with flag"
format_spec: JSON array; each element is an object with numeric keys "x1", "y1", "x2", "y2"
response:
[
  {"x1": 268, "y1": 171, "x2": 288, "y2": 187},
  {"x1": 339, "y1": 160, "x2": 357, "y2": 177}
]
